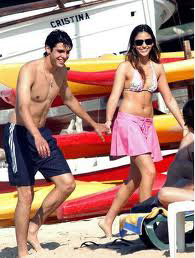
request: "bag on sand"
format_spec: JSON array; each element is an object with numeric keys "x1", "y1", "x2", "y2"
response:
[{"x1": 131, "y1": 196, "x2": 194, "y2": 248}]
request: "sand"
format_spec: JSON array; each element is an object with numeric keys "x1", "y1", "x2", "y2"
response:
[{"x1": 0, "y1": 216, "x2": 194, "y2": 258}]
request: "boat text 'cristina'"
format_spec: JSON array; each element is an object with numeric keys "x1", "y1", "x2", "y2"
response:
[{"x1": 50, "y1": 12, "x2": 90, "y2": 28}]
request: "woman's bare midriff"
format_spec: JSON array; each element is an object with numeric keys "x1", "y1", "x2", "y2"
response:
[{"x1": 119, "y1": 91, "x2": 154, "y2": 118}]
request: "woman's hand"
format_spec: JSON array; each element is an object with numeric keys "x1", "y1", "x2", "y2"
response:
[
  {"x1": 105, "y1": 120, "x2": 112, "y2": 134},
  {"x1": 183, "y1": 127, "x2": 189, "y2": 137}
]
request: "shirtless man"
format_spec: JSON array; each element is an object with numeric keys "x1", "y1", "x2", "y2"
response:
[
  {"x1": 158, "y1": 99, "x2": 194, "y2": 208},
  {"x1": 3, "y1": 29, "x2": 107, "y2": 258}
]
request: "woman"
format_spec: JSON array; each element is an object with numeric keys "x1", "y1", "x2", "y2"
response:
[{"x1": 98, "y1": 24, "x2": 187, "y2": 237}]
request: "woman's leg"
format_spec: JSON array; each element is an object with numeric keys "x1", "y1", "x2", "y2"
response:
[
  {"x1": 131, "y1": 154, "x2": 156, "y2": 202},
  {"x1": 98, "y1": 158, "x2": 141, "y2": 237}
]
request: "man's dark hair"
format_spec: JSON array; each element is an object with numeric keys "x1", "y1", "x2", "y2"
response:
[
  {"x1": 183, "y1": 99, "x2": 194, "y2": 130},
  {"x1": 44, "y1": 29, "x2": 73, "y2": 56}
]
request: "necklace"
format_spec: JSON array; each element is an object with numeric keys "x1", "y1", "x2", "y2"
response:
[{"x1": 43, "y1": 62, "x2": 54, "y2": 88}]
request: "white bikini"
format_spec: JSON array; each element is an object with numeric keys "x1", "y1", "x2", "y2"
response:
[{"x1": 124, "y1": 62, "x2": 158, "y2": 93}]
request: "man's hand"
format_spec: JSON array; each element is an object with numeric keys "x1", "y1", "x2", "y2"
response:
[
  {"x1": 34, "y1": 135, "x2": 50, "y2": 158},
  {"x1": 93, "y1": 123, "x2": 108, "y2": 142}
]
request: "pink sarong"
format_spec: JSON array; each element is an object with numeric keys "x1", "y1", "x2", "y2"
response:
[{"x1": 111, "y1": 112, "x2": 162, "y2": 162}]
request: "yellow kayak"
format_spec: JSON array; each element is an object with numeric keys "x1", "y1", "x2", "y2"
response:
[{"x1": 154, "y1": 114, "x2": 182, "y2": 144}]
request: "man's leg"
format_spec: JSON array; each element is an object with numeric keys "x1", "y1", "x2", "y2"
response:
[
  {"x1": 158, "y1": 185, "x2": 194, "y2": 209},
  {"x1": 15, "y1": 186, "x2": 34, "y2": 258},
  {"x1": 28, "y1": 173, "x2": 75, "y2": 250}
]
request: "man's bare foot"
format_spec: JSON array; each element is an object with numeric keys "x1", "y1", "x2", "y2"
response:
[
  {"x1": 27, "y1": 222, "x2": 43, "y2": 252},
  {"x1": 98, "y1": 220, "x2": 112, "y2": 238}
]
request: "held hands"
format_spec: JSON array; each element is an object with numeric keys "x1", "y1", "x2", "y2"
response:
[
  {"x1": 93, "y1": 123, "x2": 108, "y2": 142},
  {"x1": 34, "y1": 134, "x2": 50, "y2": 158}
]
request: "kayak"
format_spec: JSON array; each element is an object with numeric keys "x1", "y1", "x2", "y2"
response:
[
  {"x1": 57, "y1": 173, "x2": 166, "y2": 221},
  {"x1": 0, "y1": 180, "x2": 117, "y2": 227}
]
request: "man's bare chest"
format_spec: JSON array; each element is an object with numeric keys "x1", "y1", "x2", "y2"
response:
[{"x1": 30, "y1": 78, "x2": 60, "y2": 103}]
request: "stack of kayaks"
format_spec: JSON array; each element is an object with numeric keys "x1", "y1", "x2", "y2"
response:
[
  {"x1": 0, "y1": 51, "x2": 191, "y2": 227},
  {"x1": 0, "y1": 52, "x2": 194, "y2": 107}
]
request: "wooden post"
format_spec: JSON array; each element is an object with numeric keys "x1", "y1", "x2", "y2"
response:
[
  {"x1": 183, "y1": 40, "x2": 194, "y2": 99},
  {"x1": 56, "y1": 0, "x2": 65, "y2": 9},
  {"x1": 183, "y1": 40, "x2": 192, "y2": 59}
]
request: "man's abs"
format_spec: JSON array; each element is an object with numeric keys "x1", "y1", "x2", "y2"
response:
[{"x1": 11, "y1": 102, "x2": 51, "y2": 128}]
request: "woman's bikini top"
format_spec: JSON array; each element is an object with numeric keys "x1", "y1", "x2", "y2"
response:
[{"x1": 124, "y1": 62, "x2": 158, "y2": 93}]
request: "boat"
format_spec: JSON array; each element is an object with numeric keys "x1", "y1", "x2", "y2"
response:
[
  {"x1": 0, "y1": 173, "x2": 166, "y2": 227},
  {"x1": 0, "y1": 0, "x2": 176, "y2": 63},
  {"x1": 0, "y1": 55, "x2": 194, "y2": 108},
  {"x1": 0, "y1": 150, "x2": 176, "y2": 194},
  {"x1": 72, "y1": 151, "x2": 175, "y2": 182}
]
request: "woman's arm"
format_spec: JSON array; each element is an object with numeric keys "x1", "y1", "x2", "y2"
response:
[
  {"x1": 106, "y1": 62, "x2": 127, "y2": 123},
  {"x1": 157, "y1": 64, "x2": 186, "y2": 131}
]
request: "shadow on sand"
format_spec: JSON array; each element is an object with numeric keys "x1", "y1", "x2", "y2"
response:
[{"x1": 0, "y1": 241, "x2": 61, "y2": 258}]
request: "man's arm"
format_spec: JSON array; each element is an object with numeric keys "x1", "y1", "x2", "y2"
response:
[
  {"x1": 59, "y1": 77, "x2": 107, "y2": 141},
  {"x1": 16, "y1": 64, "x2": 50, "y2": 157}
]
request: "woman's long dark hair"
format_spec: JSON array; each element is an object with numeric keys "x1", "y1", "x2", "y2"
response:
[{"x1": 126, "y1": 24, "x2": 160, "y2": 82}]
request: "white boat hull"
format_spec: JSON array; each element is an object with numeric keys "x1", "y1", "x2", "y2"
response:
[{"x1": 0, "y1": 0, "x2": 175, "y2": 63}]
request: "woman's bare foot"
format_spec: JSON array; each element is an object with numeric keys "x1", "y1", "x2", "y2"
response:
[
  {"x1": 27, "y1": 222, "x2": 43, "y2": 252},
  {"x1": 98, "y1": 220, "x2": 112, "y2": 238},
  {"x1": 17, "y1": 251, "x2": 30, "y2": 258}
]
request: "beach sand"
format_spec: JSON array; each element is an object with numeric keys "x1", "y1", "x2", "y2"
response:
[{"x1": 0, "y1": 216, "x2": 193, "y2": 258}]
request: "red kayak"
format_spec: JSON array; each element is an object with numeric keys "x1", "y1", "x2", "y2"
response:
[
  {"x1": 53, "y1": 129, "x2": 180, "y2": 160},
  {"x1": 57, "y1": 173, "x2": 166, "y2": 221},
  {"x1": 53, "y1": 132, "x2": 111, "y2": 159}
]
